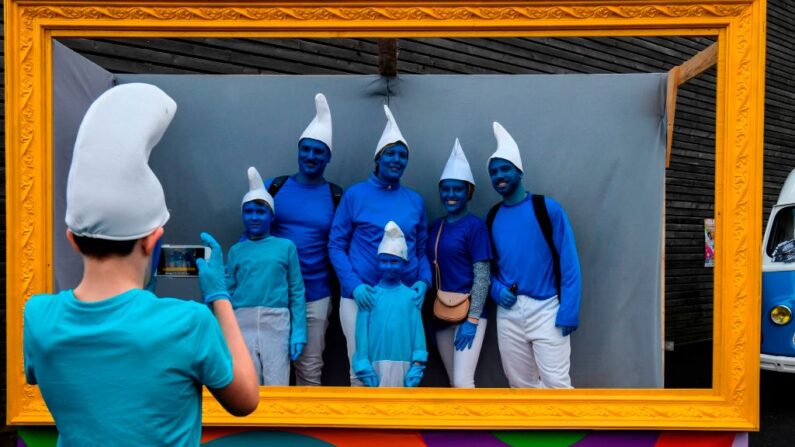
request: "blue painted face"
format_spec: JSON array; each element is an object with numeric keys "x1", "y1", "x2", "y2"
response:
[
  {"x1": 488, "y1": 158, "x2": 523, "y2": 197},
  {"x1": 376, "y1": 142, "x2": 409, "y2": 184},
  {"x1": 377, "y1": 253, "x2": 406, "y2": 283},
  {"x1": 439, "y1": 179, "x2": 470, "y2": 215},
  {"x1": 242, "y1": 201, "x2": 273, "y2": 239},
  {"x1": 297, "y1": 138, "x2": 331, "y2": 179}
]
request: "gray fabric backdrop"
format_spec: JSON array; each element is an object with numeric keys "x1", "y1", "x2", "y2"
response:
[{"x1": 53, "y1": 41, "x2": 665, "y2": 388}]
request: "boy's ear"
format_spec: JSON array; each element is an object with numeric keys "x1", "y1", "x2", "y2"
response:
[
  {"x1": 66, "y1": 229, "x2": 80, "y2": 254},
  {"x1": 141, "y1": 227, "x2": 165, "y2": 256}
]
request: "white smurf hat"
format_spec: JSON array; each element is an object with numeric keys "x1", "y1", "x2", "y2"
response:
[
  {"x1": 241, "y1": 166, "x2": 275, "y2": 213},
  {"x1": 299, "y1": 93, "x2": 333, "y2": 152},
  {"x1": 440, "y1": 138, "x2": 475, "y2": 186},
  {"x1": 487, "y1": 122, "x2": 524, "y2": 173},
  {"x1": 65, "y1": 83, "x2": 176, "y2": 240},
  {"x1": 374, "y1": 104, "x2": 409, "y2": 158},
  {"x1": 377, "y1": 221, "x2": 408, "y2": 261}
]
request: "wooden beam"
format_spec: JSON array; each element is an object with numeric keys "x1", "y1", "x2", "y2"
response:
[
  {"x1": 666, "y1": 42, "x2": 717, "y2": 167},
  {"x1": 677, "y1": 42, "x2": 718, "y2": 86},
  {"x1": 378, "y1": 38, "x2": 398, "y2": 76}
]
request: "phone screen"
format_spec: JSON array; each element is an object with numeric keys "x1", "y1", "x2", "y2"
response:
[{"x1": 156, "y1": 245, "x2": 207, "y2": 277}]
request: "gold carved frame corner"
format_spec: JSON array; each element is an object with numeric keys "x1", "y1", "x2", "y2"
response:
[{"x1": 5, "y1": 0, "x2": 766, "y2": 430}]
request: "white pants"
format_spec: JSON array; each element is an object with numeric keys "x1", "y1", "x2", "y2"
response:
[
  {"x1": 373, "y1": 360, "x2": 410, "y2": 387},
  {"x1": 435, "y1": 319, "x2": 488, "y2": 388},
  {"x1": 496, "y1": 295, "x2": 572, "y2": 388},
  {"x1": 339, "y1": 298, "x2": 364, "y2": 386},
  {"x1": 293, "y1": 297, "x2": 331, "y2": 386},
  {"x1": 235, "y1": 307, "x2": 290, "y2": 386}
]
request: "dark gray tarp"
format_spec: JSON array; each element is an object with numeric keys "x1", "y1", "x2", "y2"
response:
[
  {"x1": 53, "y1": 41, "x2": 665, "y2": 388},
  {"x1": 52, "y1": 41, "x2": 114, "y2": 291}
]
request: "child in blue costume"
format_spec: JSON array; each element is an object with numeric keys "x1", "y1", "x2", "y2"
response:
[
  {"x1": 23, "y1": 84, "x2": 258, "y2": 446},
  {"x1": 227, "y1": 167, "x2": 307, "y2": 386},
  {"x1": 353, "y1": 222, "x2": 427, "y2": 387},
  {"x1": 328, "y1": 104, "x2": 432, "y2": 385},
  {"x1": 427, "y1": 139, "x2": 492, "y2": 388}
]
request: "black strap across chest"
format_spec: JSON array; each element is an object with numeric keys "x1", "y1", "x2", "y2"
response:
[{"x1": 485, "y1": 194, "x2": 561, "y2": 297}]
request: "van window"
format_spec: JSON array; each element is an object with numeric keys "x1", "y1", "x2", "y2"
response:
[{"x1": 767, "y1": 206, "x2": 795, "y2": 257}]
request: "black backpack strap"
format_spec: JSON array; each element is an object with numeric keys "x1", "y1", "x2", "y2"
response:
[
  {"x1": 267, "y1": 175, "x2": 290, "y2": 198},
  {"x1": 329, "y1": 182, "x2": 343, "y2": 210},
  {"x1": 485, "y1": 202, "x2": 502, "y2": 263},
  {"x1": 532, "y1": 194, "x2": 561, "y2": 298}
]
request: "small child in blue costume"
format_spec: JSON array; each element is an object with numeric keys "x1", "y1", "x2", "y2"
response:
[
  {"x1": 353, "y1": 221, "x2": 427, "y2": 387},
  {"x1": 227, "y1": 166, "x2": 307, "y2": 386}
]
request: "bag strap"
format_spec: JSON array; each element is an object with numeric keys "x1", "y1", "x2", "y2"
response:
[
  {"x1": 433, "y1": 220, "x2": 445, "y2": 291},
  {"x1": 531, "y1": 194, "x2": 561, "y2": 297},
  {"x1": 329, "y1": 182, "x2": 343, "y2": 210},
  {"x1": 485, "y1": 202, "x2": 502, "y2": 264},
  {"x1": 267, "y1": 175, "x2": 289, "y2": 197}
]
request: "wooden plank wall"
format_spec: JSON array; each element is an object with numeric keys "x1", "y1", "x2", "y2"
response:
[{"x1": 58, "y1": 35, "x2": 720, "y2": 346}]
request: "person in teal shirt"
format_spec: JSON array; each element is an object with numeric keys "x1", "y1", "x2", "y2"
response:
[
  {"x1": 353, "y1": 222, "x2": 427, "y2": 387},
  {"x1": 227, "y1": 167, "x2": 307, "y2": 385},
  {"x1": 24, "y1": 84, "x2": 259, "y2": 446}
]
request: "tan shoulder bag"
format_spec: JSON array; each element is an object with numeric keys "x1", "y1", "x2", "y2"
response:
[{"x1": 432, "y1": 220, "x2": 471, "y2": 323}]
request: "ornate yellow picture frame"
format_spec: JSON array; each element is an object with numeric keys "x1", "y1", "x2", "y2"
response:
[{"x1": 5, "y1": 0, "x2": 765, "y2": 430}]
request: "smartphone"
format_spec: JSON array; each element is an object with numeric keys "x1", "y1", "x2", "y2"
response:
[{"x1": 156, "y1": 245, "x2": 211, "y2": 277}]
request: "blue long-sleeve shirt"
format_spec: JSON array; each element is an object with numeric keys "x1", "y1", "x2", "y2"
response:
[
  {"x1": 352, "y1": 284, "x2": 428, "y2": 376},
  {"x1": 265, "y1": 176, "x2": 336, "y2": 302},
  {"x1": 489, "y1": 195, "x2": 582, "y2": 328},
  {"x1": 226, "y1": 236, "x2": 307, "y2": 344},
  {"x1": 328, "y1": 174, "x2": 433, "y2": 298}
]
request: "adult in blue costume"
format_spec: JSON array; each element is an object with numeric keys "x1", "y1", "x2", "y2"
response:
[
  {"x1": 353, "y1": 222, "x2": 427, "y2": 387},
  {"x1": 328, "y1": 104, "x2": 432, "y2": 386},
  {"x1": 260, "y1": 93, "x2": 341, "y2": 386},
  {"x1": 486, "y1": 122, "x2": 582, "y2": 388},
  {"x1": 228, "y1": 167, "x2": 307, "y2": 386},
  {"x1": 427, "y1": 139, "x2": 492, "y2": 388},
  {"x1": 23, "y1": 84, "x2": 258, "y2": 446}
]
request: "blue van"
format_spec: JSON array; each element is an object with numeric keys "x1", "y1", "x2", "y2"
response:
[{"x1": 761, "y1": 168, "x2": 795, "y2": 372}]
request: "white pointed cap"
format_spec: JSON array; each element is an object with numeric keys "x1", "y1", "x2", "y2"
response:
[
  {"x1": 299, "y1": 93, "x2": 333, "y2": 152},
  {"x1": 440, "y1": 138, "x2": 475, "y2": 186},
  {"x1": 487, "y1": 122, "x2": 523, "y2": 173},
  {"x1": 241, "y1": 166, "x2": 275, "y2": 213},
  {"x1": 377, "y1": 221, "x2": 408, "y2": 261},
  {"x1": 374, "y1": 104, "x2": 408, "y2": 158},
  {"x1": 65, "y1": 83, "x2": 175, "y2": 240}
]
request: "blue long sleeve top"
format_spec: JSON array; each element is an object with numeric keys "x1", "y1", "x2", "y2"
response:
[
  {"x1": 226, "y1": 236, "x2": 307, "y2": 344},
  {"x1": 265, "y1": 176, "x2": 336, "y2": 302},
  {"x1": 352, "y1": 284, "x2": 428, "y2": 376},
  {"x1": 489, "y1": 195, "x2": 582, "y2": 328},
  {"x1": 328, "y1": 174, "x2": 433, "y2": 298}
]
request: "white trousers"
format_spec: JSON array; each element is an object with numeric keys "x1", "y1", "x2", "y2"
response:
[
  {"x1": 293, "y1": 297, "x2": 331, "y2": 386},
  {"x1": 373, "y1": 360, "x2": 410, "y2": 387},
  {"x1": 235, "y1": 307, "x2": 290, "y2": 386},
  {"x1": 339, "y1": 298, "x2": 363, "y2": 386},
  {"x1": 435, "y1": 319, "x2": 488, "y2": 388},
  {"x1": 496, "y1": 295, "x2": 572, "y2": 388}
]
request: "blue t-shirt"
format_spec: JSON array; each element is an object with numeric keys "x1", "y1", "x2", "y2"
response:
[
  {"x1": 23, "y1": 289, "x2": 233, "y2": 447},
  {"x1": 265, "y1": 176, "x2": 336, "y2": 302},
  {"x1": 427, "y1": 213, "x2": 493, "y2": 320}
]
